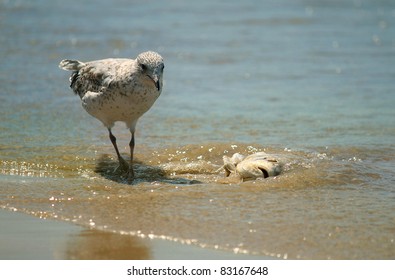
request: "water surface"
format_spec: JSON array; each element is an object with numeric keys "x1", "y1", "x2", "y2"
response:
[{"x1": 1, "y1": 0, "x2": 395, "y2": 259}]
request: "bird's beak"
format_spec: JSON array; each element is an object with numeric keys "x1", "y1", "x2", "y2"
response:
[
  {"x1": 153, "y1": 75, "x2": 160, "y2": 91},
  {"x1": 154, "y1": 76, "x2": 160, "y2": 91}
]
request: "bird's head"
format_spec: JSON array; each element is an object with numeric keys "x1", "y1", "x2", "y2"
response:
[{"x1": 137, "y1": 51, "x2": 164, "y2": 91}]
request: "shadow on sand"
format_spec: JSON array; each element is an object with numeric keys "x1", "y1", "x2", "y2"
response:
[{"x1": 94, "y1": 154, "x2": 202, "y2": 185}]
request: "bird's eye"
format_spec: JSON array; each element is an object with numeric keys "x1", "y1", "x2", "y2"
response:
[{"x1": 141, "y1": 64, "x2": 147, "y2": 71}]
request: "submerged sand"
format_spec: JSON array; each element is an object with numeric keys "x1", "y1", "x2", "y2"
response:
[{"x1": 0, "y1": 210, "x2": 267, "y2": 260}]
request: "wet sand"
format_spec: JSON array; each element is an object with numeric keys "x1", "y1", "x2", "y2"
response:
[{"x1": 0, "y1": 210, "x2": 268, "y2": 260}]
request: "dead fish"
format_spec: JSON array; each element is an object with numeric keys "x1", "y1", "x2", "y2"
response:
[{"x1": 220, "y1": 152, "x2": 282, "y2": 181}]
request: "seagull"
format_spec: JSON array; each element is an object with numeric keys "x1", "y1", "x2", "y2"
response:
[{"x1": 59, "y1": 51, "x2": 164, "y2": 182}]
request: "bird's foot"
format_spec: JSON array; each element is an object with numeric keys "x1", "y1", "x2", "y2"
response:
[
  {"x1": 127, "y1": 167, "x2": 135, "y2": 183},
  {"x1": 112, "y1": 157, "x2": 135, "y2": 183},
  {"x1": 114, "y1": 157, "x2": 129, "y2": 174}
]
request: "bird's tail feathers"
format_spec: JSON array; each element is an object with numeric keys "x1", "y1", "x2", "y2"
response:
[{"x1": 59, "y1": 59, "x2": 86, "y2": 71}]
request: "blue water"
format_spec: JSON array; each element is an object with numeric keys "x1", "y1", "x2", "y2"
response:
[{"x1": 1, "y1": 0, "x2": 395, "y2": 259}]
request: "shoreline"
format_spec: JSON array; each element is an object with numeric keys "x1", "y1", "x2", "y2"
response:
[{"x1": 0, "y1": 209, "x2": 269, "y2": 260}]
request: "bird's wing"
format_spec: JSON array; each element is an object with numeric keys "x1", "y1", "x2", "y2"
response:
[{"x1": 68, "y1": 58, "x2": 131, "y2": 98}]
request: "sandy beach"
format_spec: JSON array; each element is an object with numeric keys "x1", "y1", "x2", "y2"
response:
[{"x1": 0, "y1": 210, "x2": 267, "y2": 260}]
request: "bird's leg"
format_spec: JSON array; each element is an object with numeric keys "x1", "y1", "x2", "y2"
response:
[
  {"x1": 108, "y1": 129, "x2": 129, "y2": 173},
  {"x1": 127, "y1": 132, "x2": 135, "y2": 182}
]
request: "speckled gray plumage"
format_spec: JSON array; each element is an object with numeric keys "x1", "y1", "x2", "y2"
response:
[
  {"x1": 59, "y1": 51, "x2": 164, "y2": 131},
  {"x1": 59, "y1": 51, "x2": 164, "y2": 181}
]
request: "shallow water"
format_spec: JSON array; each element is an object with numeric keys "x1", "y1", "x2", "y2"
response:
[{"x1": 1, "y1": 0, "x2": 395, "y2": 259}]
